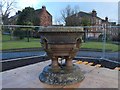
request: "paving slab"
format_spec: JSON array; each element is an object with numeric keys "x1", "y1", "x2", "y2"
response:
[{"x1": 1, "y1": 60, "x2": 119, "y2": 88}]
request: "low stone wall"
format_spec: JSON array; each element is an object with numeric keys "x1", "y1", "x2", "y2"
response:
[
  {"x1": 2, "y1": 56, "x2": 49, "y2": 71},
  {"x1": 1, "y1": 56, "x2": 120, "y2": 72}
]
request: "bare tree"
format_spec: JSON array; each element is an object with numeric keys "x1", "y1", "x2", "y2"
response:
[
  {"x1": 60, "y1": 5, "x2": 80, "y2": 25},
  {"x1": 73, "y1": 5, "x2": 80, "y2": 14},
  {"x1": 54, "y1": 17, "x2": 63, "y2": 25},
  {"x1": 0, "y1": 0, "x2": 16, "y2": 25}
]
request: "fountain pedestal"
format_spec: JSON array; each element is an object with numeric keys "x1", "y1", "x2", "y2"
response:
[
  {"x1": 39, "y1": 64, "x2": 84, "y2": 85},
  {"x1": 39, "y1": 27, "x2": 85, "y2": 85}
]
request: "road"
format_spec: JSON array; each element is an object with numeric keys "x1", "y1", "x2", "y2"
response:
[{"x1": 1, "y1": 51, "x2": 119, "y2": 62}]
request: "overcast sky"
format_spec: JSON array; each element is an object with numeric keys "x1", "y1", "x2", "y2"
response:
[{"x1": 11, "y1": 0, "x2": 119, "y2": 24}]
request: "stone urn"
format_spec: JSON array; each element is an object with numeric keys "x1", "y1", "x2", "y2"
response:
[{"x1": 39, "y1": 26, "x2": 85, "y2": 85}]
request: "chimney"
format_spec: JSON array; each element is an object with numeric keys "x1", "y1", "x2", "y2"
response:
[
  {"x1": 105, "y1": 17, "x2": 108, "y2": 22},
  {"x1": 92, "y1": 10, "x2": 97, "y2": 17},
  {"x1": 42, "y1": 6, "x2": 46, "y2": 11}
]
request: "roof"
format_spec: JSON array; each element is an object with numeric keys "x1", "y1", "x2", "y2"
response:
[
  {"x1": 35, "y1": 9, "x2": 52, "y2": 16},
  {"x1": 9, "y1": 14, "x2": 19, "y2": 23},
  {"x1": 66, "y1": 11, "x2": 104, "y2": 21},
  {"x1": 109, "y1": 22, "x2": 116, "y2": 25},
  {"x1": 9, "y1": 7, "x2": 52, "y2": 24}
]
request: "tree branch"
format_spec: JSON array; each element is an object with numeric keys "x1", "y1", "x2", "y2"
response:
[{"x1": 60, "y1": 5, "x2": 80, "y2": 25}]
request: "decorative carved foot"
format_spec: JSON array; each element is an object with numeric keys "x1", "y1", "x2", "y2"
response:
[
  {"x1": 51, "y1": 57, "x2": 60, "y2": 72},
  {"x1": 65, "y1": 57, "x2": 73, "y2": 70}
]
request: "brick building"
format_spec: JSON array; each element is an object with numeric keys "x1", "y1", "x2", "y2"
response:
[
  {"x1": 35, "y1": 6, "x2": 52, "y2": 26},
  {"x1": 8, "y1": 6, "x2": 52, "y2": 38},
  {"x1": 9, "y1": 6, "x2": 52, "y2": 26},
  {"x1": 65, "y1": 10, "x2": 115, "y2": 39}
]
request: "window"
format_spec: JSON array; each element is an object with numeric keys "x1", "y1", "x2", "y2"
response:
[{"x1": 99, "y1": 20, "x2": 101, "y2": 24}]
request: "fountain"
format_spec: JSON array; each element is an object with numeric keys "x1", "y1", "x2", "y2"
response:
[{"x1": 39, "y1": 26, "x2": 85, "y2": 85}]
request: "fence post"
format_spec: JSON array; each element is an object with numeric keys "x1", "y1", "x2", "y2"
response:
[
  {"x1": 27, "y1": 30, "x2": 30, "y2": 42},
  {"x1": 102, "y1": 25, "x2": 106, "y2": 59},
  {"x1": 83, "y1": 27, "x2": 86, "y2": 42}
]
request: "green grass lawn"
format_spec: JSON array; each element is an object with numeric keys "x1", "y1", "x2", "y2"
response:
[
  {"x1": 2, "y1": 41, "x2": 118, "y2": 52},
  {"x1": 2, "y1": 41, "x2": 41, "y2": 50},
  {"x1": 2, "y1": 34, "x2": 11, "y2": 41},
  {"x1": 81, "y1": 42, "x2": 118, "y2": 52},
  {"x1": 2, "y1": 34, "x2": 40, "y2": 41},
  {"x1": 1, "y1": 35, "x2": 118, "y2": 52}
]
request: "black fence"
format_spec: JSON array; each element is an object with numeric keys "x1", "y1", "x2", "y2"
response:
[
  {"x1": 1, "y1": 25, "x2": 120, "y2": 42},
  {"x1": 2, "y1": 25, "x2": 40, "y2": 42},
  {"x1": 1, "y1": 25, "x2": 120, "y2": 60}
]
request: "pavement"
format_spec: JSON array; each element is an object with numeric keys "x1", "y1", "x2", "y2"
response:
[
  {"x1": 77, "y1": 51, "x2": 119, "y2": 61},
  {"x1": 1, "y1": 51, "x2": 46, "y2": 60},
  {"x1": 1, "y1": 51, "x2": 119, "y2": 62},
  {"x1": 1, "y1": 60, "x2": 119, "y2": 88}
]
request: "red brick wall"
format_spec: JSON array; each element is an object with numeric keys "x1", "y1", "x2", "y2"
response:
[{"x1": 39, "y1": 6, "x2": 52, "y2": 26}]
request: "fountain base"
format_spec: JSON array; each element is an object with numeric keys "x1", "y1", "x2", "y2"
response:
[{"x1": 39, "y1": 64, "x2": 84, "y2": 85}]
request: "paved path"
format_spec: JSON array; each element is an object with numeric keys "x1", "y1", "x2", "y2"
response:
[
  {"x1": 77, "y1": 51, "x2": 119, "y2": 60},
  {"x1": 1, "y1": 51, "x2": 119, "y2": 62},
  {"x1": 1, "y1": 51, "x2": 46, "y2": 60},
  {"x1": 1, "y1": 60, "x2": 119, "y2": 88}
]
